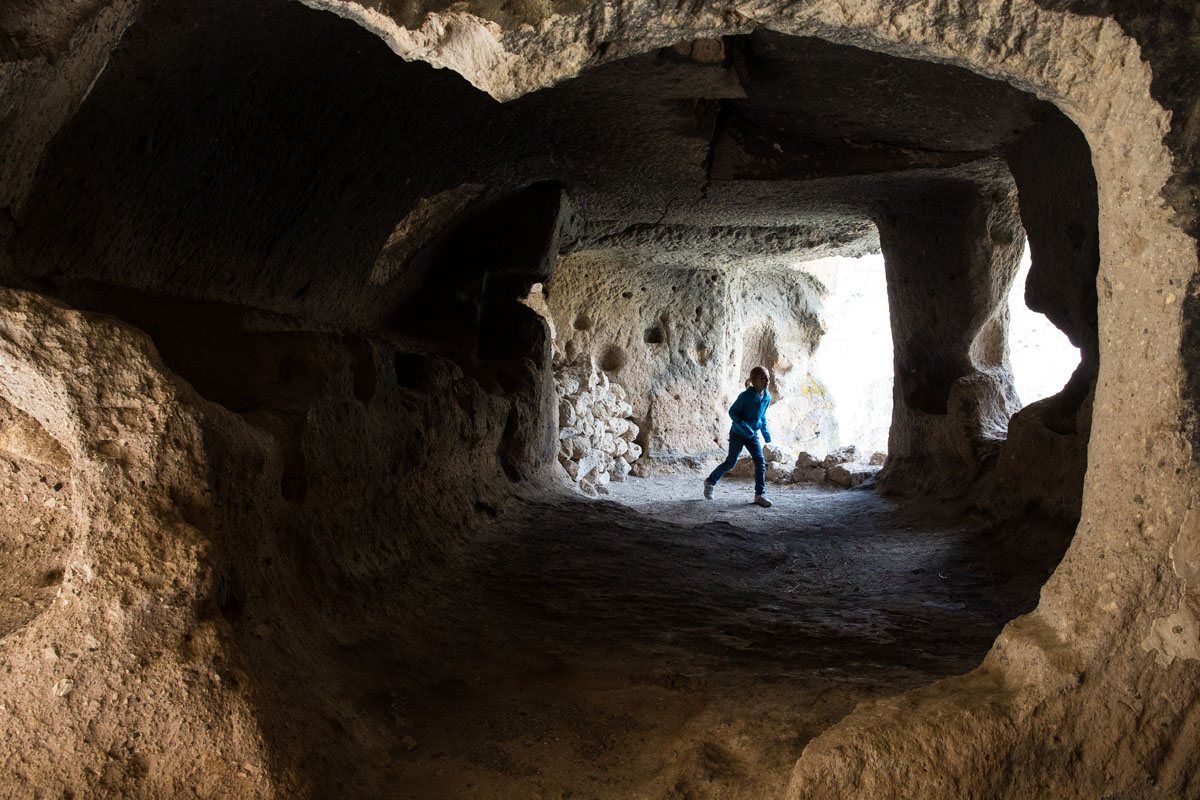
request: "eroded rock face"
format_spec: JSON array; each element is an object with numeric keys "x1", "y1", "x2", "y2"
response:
[
  {"x1": 874, "y1": 180, "x2": 1025, "y2": 496},
  {"x1": 0, "y1": 0, "x2": 1198, "y2": 797},
  {"x1": 0, "y1": 288, "x2": 274, "y2": 795},
  {"x1": 0, "y1": 285, "x2": 551, "y2": 796},
  {"x1": 544, "y1": 250, "x2": 840, "y2": 470},
  {"x1": 0, "y1": 396, "x2": 72, "y2": 640}
]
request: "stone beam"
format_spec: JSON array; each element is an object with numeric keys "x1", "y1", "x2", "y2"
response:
[{"x1": 708, "y1": 111, "x2": 987, "y2": 182}]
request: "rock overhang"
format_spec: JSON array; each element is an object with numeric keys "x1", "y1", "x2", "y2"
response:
[{"x1": 10, "y1": 0, "x2": 1065, "y2": 284}]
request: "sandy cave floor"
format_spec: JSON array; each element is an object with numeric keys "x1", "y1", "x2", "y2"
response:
[{"x1": 368, "y1": 474, "x2": 1059, "y2": 800}]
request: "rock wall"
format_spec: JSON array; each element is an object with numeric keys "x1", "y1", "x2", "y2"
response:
[
  {"x1": 726, "y1": 266, "x2": 841, "y2": 458},
  {"x1": 0, "y1": 1, "x2": 138, "y2": 283},
  {"x1": 0, "y1": 396, "x2": 73, "y2": 642},
  {"x1": 1, "y1": 0, "x2": 1199, "y2": 796},
  {"x1": 544, "y1": 250, "x2": 838, "y2": 470},
  {"x1": 989, "y1": 108, "x2": 1101, "y2": 523},
  {"x1": 283, "y1": 0, "x2": 1200, "y2": 796},
  {"x1": 0, "y1": 4, "x2": 572, "y2": 793},
  {"x1": 0, "y1": 289, "x2": 274, "y2": 795},
  {"x1": 0, "y1": 286, "x2": 550, "y2": 797}
]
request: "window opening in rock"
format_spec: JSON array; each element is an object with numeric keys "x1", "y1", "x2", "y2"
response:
[
  {"x1": 808, "y1": 252, "x2": 893, "y2": 459},
  {"x1": 1008, "y1": 244, "x2": 1082, "y2": 407}
]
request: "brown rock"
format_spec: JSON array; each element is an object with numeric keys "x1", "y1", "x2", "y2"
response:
[
  {"x1": 791, "y1": 466, "x2": 827, "y2": 484},
  {"x1": 827, "y1": 464, "x2": 878, "y2": 489}
]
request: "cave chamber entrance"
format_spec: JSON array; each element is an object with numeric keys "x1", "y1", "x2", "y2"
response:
[{"x1": 0, "y1": 0, "x2": 1105, "y2": 796}]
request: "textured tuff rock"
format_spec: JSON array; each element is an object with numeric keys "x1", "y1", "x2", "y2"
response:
[
  {"x1": 826, "y1": 463, "x2": 878, "y2": 489},
  {"x1": 785, "y1": 449, "x2": 883, "y2": 488},
  {"x1": 728, "y1": 440, "x2": 792, "y2": 483},
  {"x1": 544, "y1": 250, "x2": 839, "y2": 470},
  {"x1": 821, "y1": 446, "x2": 857, "y2": 469},
  {"x1": 0, "y1": 286, "x2": 550, "y2": 797},
  {"x1": 552, "y1": 355, "x2": 640, "y2": 495},
  {"x1": 0, "y1": 288, "x2": 273, "y2": 795},
  {"x1": 0, "y1": 0, "x2": 1198, "y2": 797},
  {"x1": 791, "y1": 465, "x2": 827, "y2": 485},
  {"x1": 721, "y1": 443, "x2": 886, "y2": 489},
  {"x1": 873, "y1": 182, "x2": 1025, "y2": 497}
]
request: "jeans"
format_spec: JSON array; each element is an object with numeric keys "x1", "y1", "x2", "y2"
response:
[{"x1": 707, "y1": 433, "x2": 766, "y2": 496}]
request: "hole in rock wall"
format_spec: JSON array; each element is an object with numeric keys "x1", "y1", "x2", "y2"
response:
[
  {"x1": 808, "y1": 252, "x2": 893, "y2": 457},
  {"x1": 600, "y1": 345, "x2": 627, "y2": 373},
  {"x1": 1008, "y1": 245, "x2": 1082, "y2": 407},
  {"x1": 799, "y1": 239, "x2": 1083, "y2": 464},
  {"x1": 346, "y1": 336, "x2": 378, "y2": 404},
  {"x1": 393, "y1": 352, "x2": 426, "y2": 389},
  {"x1": 499, "y1": 406, "x2": 524, "y2": 482}
]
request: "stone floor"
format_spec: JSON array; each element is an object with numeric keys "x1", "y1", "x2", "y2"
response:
[{"x1": 370, "y1": 475, "x2": 1064, "y2": 799}]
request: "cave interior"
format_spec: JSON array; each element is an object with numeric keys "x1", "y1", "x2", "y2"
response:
[{"x1": 0, "y1": 0, "x2": 1109, "y2": 796}]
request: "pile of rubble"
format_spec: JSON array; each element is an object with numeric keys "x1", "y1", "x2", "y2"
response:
[
  {"x1": 732, "y1": 444, "x2": 886, "y2": 489},
  {"x1": 554, "y1": 356, "x2": 642, "y2": 496}
]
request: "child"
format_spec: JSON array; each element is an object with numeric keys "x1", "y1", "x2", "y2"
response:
[{"x1": 704, "y1": 365, "x2": 773, "y2": 507}]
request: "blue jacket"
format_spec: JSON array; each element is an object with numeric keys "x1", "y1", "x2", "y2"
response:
[{"x1": 729, "y1": 388, "x2": 771, "y2": 442}]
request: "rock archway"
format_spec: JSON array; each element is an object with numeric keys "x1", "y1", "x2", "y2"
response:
[{"x1": 1, "y1": 0, "x2": 1198, "y2": 797}]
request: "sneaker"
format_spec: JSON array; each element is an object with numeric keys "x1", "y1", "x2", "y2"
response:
[
  {"x1": 754, "y1": 494, "x2": 772, "y2": 508},
  {"x1": 703, "y1": 480, "x2": 714, "y2": 500}
]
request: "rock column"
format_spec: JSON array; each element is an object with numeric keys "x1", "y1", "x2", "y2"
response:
[{"x1": 875, "y1": 180, "x2": 1025, "y2": 495}]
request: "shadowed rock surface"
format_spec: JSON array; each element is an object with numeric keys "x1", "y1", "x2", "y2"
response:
[
  {"x1": 1, "y1": 0, "x2": 1199, "y2": 797},
  {"x1": 327, "y1": 477, "x2": 1070, "y2": 798}
]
